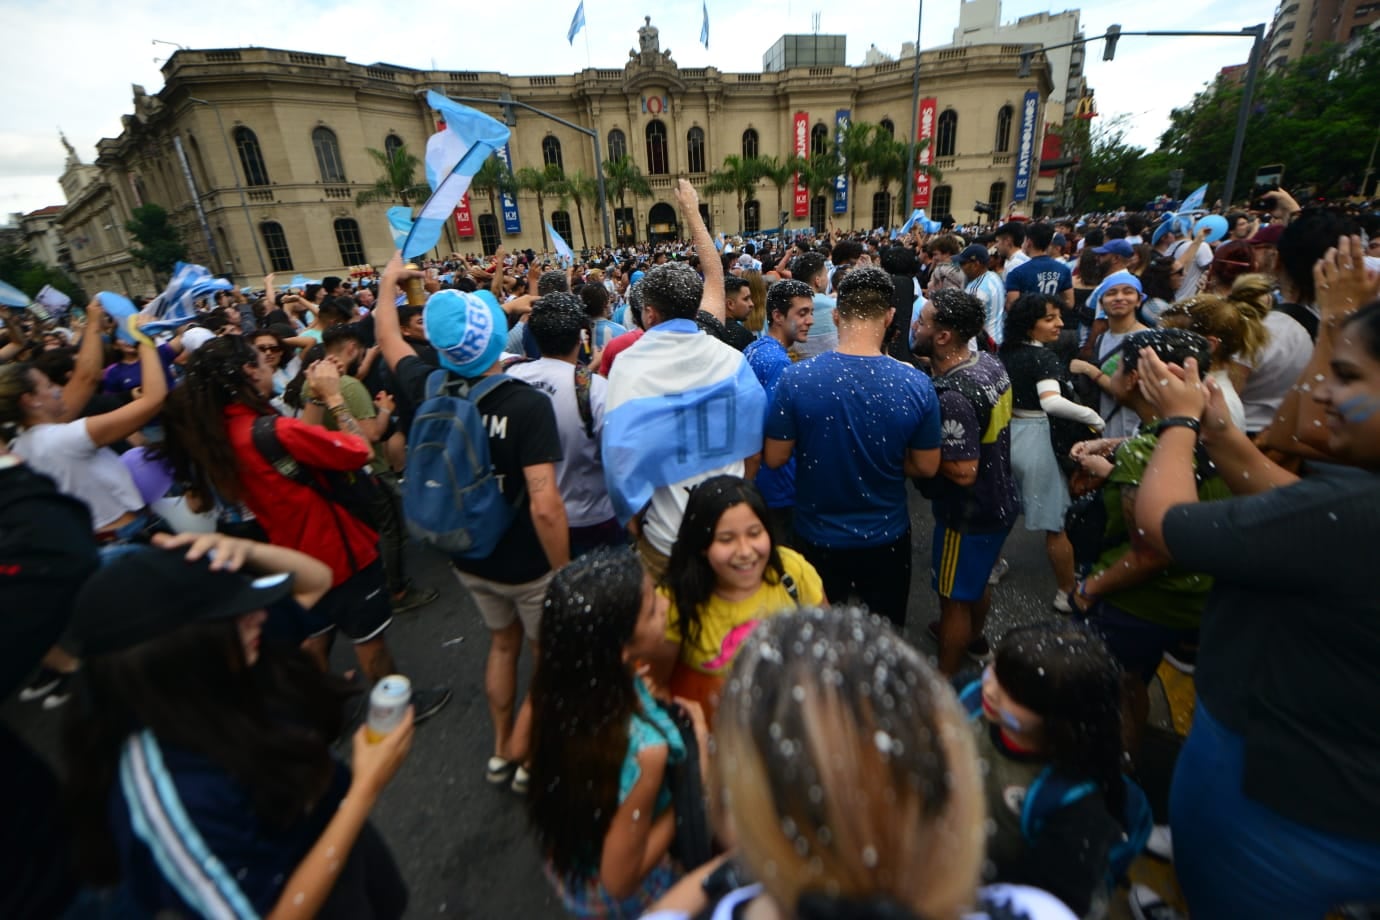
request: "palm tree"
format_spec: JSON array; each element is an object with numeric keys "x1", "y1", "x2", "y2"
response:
[
  {"x1": 800, "y1": 154, "x2": 842, "y2": 231},
  {"x1": 559, "y1": 169, "x2": 599, "y2": 250},
  {"x1": 705, "y1": 155, "x2": 764, "y2": 234},
  {"x1": 865, "y1": 135, "x2": 915, "y2": 229},
  {"x1": 354, "y1": 145, "x2": 430, "y2": 207},
  {"x1": 471, "y1": 156, "x2": 517, "y2": 220},
  {"x1": 834, "y1": 121, "x2": 877, "y2": 232},
  {"x1": 755, "y1": 155, "x2": 805, "y2": 232},
  {"x1": 517, "y1": 164, "x2": 565, "y2": 252},
  {"x1": 602, "y1": 155, "x2": 652, "y2": 244}
]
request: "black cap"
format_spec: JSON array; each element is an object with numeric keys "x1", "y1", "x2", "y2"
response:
[{"x1": 69, "y1": 546, "x2": 294, "y2": 656}]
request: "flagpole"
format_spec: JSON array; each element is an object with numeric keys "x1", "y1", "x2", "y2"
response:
[{"x1": 583, "y1": 9, "x2": 592, "y2": 70}]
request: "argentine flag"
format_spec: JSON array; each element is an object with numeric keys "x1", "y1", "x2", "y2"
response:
[
  {"x1": 1179, "y1": 183, "x2": 1208, "y2": 214},
  {"x1": 568, "y1": 1, "x2": 586, "y2": 44},
  {"x1": 601, "y1": 320, "x2": 767, "y2": 524},
  {"x1": 140, "y1": 262, "x2": 233, "y2": 336},
  {"x1": 547, "y1": 223, "x2": 575, "y2": 264},
  {"x1": 401, "y1": 91, "x2": 511, "y2": 260}
]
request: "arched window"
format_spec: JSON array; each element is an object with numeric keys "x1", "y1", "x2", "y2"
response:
[
  {"x1": 477, "y1": 213, "x2": 501, "y2": 255},
  {"x1": 810, "y1": 195, "x2": 827, "y2": 233},
  {"x1": 931, "y1": 185, "x2": 953, "y2": 221},
  {"x1": 995, "y1": 105, "x2": 1013, "y2": 154},
  {"x1": 879, "y1": 118, "x2": 895, "y2": 138},
  {"x1": 542, "y1": 135, "x2": 564, "y2": 171},
  {"x1": 811, "y1": 123, "x2": 829, "y2": 157},
  {"x1": 551, "y1": 210, "x2": 574, "y2": 246},
  {"x1": 743, "y1": 200, "x2": 761, "y2": 233},
  {"x1": 988, "y1": 182, "x2": 1006, "y2": 217},
  {"x1": 742, "y1": 128, "x2": 759, "y2": 160},
  {"x1": 384, "y1": 134, "x2": 404, "y2": 162},
  {"x1": 608, "y1": 128, "x2": 627, "y2": 163},
  {"x1": 260, "y1": 221, "x2": 294, "y2": 271},
  {"x1": 312, "y1": 126, "x2": 346, "y2": 182},
  {"x1": 234, "y1": 127, "x2": 270, "y2": 186},
  {"x1": 871, "y1": 191, "x2": 892, "y2": 230},
  {"x1": 645, "y1": 120, "x2": 668, "y2": 175},
  {"x1": 936, "y1": 110, "x2": 958, "y2": 158},
  {"x1": 334, "y1": 218, "x2": 365, "y2": 266},
  {"x1": 687, "y1": 127, "x2": 706, "y2": 174}
]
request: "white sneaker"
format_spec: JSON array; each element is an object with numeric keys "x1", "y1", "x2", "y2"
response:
[
  {"x1": 1146, "y1": 824, "x2": 1173, "y2": 862},
  {"x1": 987, "y1": 558, "x2": 1010, "y2": 585},
  {"x1": 1129, "y1": 884, "x2": 1184, "y2": 920},
  {"x1": 1052, "y1": 591, "x2": 1073, "y2": 614}
]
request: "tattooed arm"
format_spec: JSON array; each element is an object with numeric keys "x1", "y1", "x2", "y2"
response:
[{"x1": 305, "y1": 359, "x2": 369, "y2": 442}]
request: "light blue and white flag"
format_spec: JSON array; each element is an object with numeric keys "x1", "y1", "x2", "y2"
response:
[
  {"x1": 1179, "y1": 183, "x2": 1208, "y2": 214},
  {"x1": 402, "y1": 91, "x2": 511, "y2": 260},
  {"x1": 568, "y1": 1, "x2": 586, "y2": 44},
  {"x1": 700, "y1": 1, "x2": 710, "y2": 48},
  {"x1": 0, "y1": 279, "x2": 30, "y2": 308},
  {"x1": 387, "y1": 206, "x2": 415, "y2": 250},
  {"x1": 139, "y1": 262, "x2": 233, "y2": 336},
  {"x1": 547, "y1": 223, "x2": 575, "y2": 264},
  {"x1": 601, "y1": 320, "x2": 767, "y2": 524}
]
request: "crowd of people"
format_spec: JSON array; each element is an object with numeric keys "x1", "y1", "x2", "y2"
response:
[{"x1": 2, "y1": 176, "x2": 1379, "y2": 920}]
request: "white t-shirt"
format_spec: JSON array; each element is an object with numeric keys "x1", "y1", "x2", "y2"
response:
[
  {"x1": 1238, "y1": 309, "x2": 1313, "y2": 432},
  {"x1": 13, "y1": 419, "x2": 144, "y2": 529},
  {"x1": 1170, "y1": 238, "x2": 1213, "y2": 300},
  {"x1": 1001, "y1": 249, "x2": 1030, "y2": 280},
  {"x1": 504, "y1": 357, "x2": 615, "y2": 528},
  {"x1": 1209, "y1": 369, "x2": 1247, "y2": 432}
]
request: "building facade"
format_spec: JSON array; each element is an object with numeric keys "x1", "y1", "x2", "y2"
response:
[
  {"x1": 1265, "y1": 0, "x2": 1380, "y2": 70},
  {"x1": 56, "y1": 18, "x2": 1053, "y2": 291}
]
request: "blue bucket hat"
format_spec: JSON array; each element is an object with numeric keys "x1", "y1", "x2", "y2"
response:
[
  {"x1": 423, "y1": 289, "x2": 507, "y2": 376},
  {"x1": 1151, "y1": 214, "x2": 1194, "y2": 247},
  {"x1": 1089, "y1": 270, "x2": 1146, "y2": 315}
]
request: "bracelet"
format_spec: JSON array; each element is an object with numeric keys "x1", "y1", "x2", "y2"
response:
[
  {"x1": 1154, "y1": 416, "x2": 1201, "y2": 437},
  {"x1": 327, "y1": 402, "x2": 350, "y2": 415},
  {"x1": 1076, "y1": 580, "x2": 1096, "y2": 601}
]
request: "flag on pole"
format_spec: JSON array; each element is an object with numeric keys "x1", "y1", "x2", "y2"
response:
[
  {"x1": 700, "y1": 1, "x2": 710, "y2": 48},
  {"x1": 139, "y1": 262, "x2": 234, "y2": 335},
  {"x1": 387, "y1": 206, "x2": 415, "y2": 250},
  {"x1": 568, "y1": 1, "x2": 586, "y2": 44},
  {"x1": 1179, "y1": 183, "x2": 1208, "y2": 214},
  {"x1": 401, "y1": 91, "x2": 511, "y2": 261},
  {"x1": 546, "y1": 223, "x2": 575, "y2": 264}
]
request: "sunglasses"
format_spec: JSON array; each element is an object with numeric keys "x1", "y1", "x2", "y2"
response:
[{"x1": 257, "y1": 344, "x2": 283, "y2": 354}]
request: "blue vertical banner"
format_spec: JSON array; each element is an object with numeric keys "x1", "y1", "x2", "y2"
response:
[
  {"x1": 833, "y1": 109, "x2": 850, "y2": 215},
  {"x1": 497, "y1": 143, "x2": 522, "y2": 234},
  {"x1": 1013, "y1": 90, "x2": 1040, "y2": 203}
]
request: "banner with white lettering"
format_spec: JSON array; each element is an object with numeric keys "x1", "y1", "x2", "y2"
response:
[
  {"x1": 454, "y1": 192, "x2": 475, "y2": 238},
  {"x1": 497, "y1": 143, "x2": 522, "y2": 234},
  {"x1": 793, "y1": 112, "x2": 809, "y2": 218},
  {"x1": 1014, "y1": 90, "x2": 1040, "y2": 203},
  {"x1": 913, "y1": 97, "x2": 937, "y2": 209},
  {"x1": 833, "y1": 109, "x2": 850, "y2": 215}
]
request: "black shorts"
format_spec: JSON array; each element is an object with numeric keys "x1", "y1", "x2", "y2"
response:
[{"x1": 304, "y1": 560, "x2": 393, "y2": 644}]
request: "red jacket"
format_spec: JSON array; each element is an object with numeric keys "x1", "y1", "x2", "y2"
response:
[{"x1": 225, "y1": 404, "x2": 378, "y2": 586}]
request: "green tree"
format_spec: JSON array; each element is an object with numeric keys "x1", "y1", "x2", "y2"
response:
[
  {"x1": 354, "y1": 145, "x2": 430, "y2": 207},
  {"x1": 865, "y1": 134, "x2": 934, "y2": 223},
  {"x1": 557, "y1": 169, "x2": 598, "y2": 250},
  {"x1": 471, "y1": 156, "x2": 517, "y2": 220},
  {"x1": 834, "y1": 121, "x2": 877, "y2": 231},
  {"x1": 755, "y1": 155, "x2": 805, "y2": 231},
  {"x1": 602, "y1": 155, "x2": 652, "y2": 243},
  {"x1": 800, "y1": 154, "x2": 842, "y2": 231},
  {"x1": 517, "y1": 164, "x2": 565, "y2": 252},
  {"x1": 0, "y1": 244, "x2": 84, "y2": 304},
  {"x1": 125, "y1": 204, "x2": 187, "y2": 280},
  {"x1": 705, "y1": 154, "x2": 764, "y2": 233}
]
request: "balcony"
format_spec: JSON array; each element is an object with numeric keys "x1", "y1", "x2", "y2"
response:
[
  {"x1": 992, "y1": 155, "x2": 1012, "y2": 166},
  {"x1": 448, "y1": 72, "x2": 480, "y2": 83},
  {"x1": 247, "y1": 189, "x2": 274, "y2": 202},
  {"x1": 528, "y1": 76, "x2": 557, "y2": 87},
  {"x1": 323, "y1": 186, "x2": 353, "y2": 199}
]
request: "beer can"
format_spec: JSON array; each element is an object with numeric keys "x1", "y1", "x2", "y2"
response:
[{"x1": 366, "y1": 675, "x2": 412, "y2": 743}]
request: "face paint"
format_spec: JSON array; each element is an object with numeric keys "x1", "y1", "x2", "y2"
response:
[{"x1": 1337, "y1": 395, "x2": 1380, "y2": 424}]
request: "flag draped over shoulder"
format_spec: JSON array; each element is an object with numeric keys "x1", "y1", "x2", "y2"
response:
[
  {"x1": 399, "y1": 91, "x2": 511, "y2": 260},
  {"x1": 547, "y1": 223, "x2": 575, "y2": 263},
  {"x1": 568, "y1": 1, "x2": 586, "y2": 44},
  {"x1": 601, "y1": 324, "x2": 767, "y2": 524},
  {"x1": 139, "y1": 262, "x2": 233, "y2": 336}
]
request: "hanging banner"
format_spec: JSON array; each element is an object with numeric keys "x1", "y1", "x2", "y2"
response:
[
  {"x1": 1014, "y1": 90, "x2": 1040, "y2": 203},
  {"x1": 913, "y1": 97, "x2": 937, "y2": 209},
  {"x1": 793, "y1": 111, "x2": 809, "y2": 218},
  {"x1": 833, "y1": 109, "x2": 850, "y2": 215},
  {"x1": 496, "y1": 143, "x2": 522, "y2": 234},
  {"x1": 454, "y1": 192, "x2": 475, "y2": 238}
]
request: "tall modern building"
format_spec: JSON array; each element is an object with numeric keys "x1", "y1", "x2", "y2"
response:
[
  {"x1": 945, "y1": 0, "x2": 1086, "y2": 121},
  {"x1": 55, "y1": 17, "x2": 1053, "y2": 292},
  {"x1": 1265, "y1": 0, "x2": 1380, "y2": 70}
]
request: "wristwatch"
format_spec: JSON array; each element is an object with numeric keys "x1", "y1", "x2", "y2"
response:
[{"x1": 1154, "y1": 416, "x2": 1201, "y2": 437}]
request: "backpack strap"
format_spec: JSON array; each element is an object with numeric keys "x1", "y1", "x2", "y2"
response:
[
  {"x1": 424, "y1": 368, "x2": 514, "y2": 404},
  {"x1": 780, "y1": 571, "x2": 799, "y2": 605},
  {"x1": 956, "y1": 679, "x2": 983, "y2": 721},
  {"x1": 1021, "y1": 767, "x2": 1097, "y2": 843},
  {"x1": 573, "y1": 363, "x2": 595, "y2": 439}
]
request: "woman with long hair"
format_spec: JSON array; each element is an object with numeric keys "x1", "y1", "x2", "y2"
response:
[
  {"x1": 741, "y1": 269, "x2": 768, "y2": 336},
  {"x1": 1000, "y1": 295, "x2": 1104, "y2": 611},
  {"x1": 1156, "y1": 284, "x2": 1271, "y2": 431},
  {"x1": 650, "y1": 476, "x2": 825, "y2": 722},
  {"x1": 527, "y1": 547, "x2": 704, "y2": 917},
  {"x1": 62, "y1": 533, "x2": 412, "y2": 919}
]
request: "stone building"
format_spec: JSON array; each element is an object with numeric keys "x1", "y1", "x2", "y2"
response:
[{"x1": 56, "y1": 17, "x2": 1054, "y2": 290}]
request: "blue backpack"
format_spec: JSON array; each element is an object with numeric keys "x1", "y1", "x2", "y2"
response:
[
  {"x1": 402, "y1": 369, "x2": 518, "y2": 558},
  {"x1": 958, "y1": 679, "x2": 1153, "y2": 884}
]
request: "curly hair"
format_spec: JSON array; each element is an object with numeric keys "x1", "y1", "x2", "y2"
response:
[
  {"x1": 928, "y1": 289, "x2": 987, "y2": 343},
  {"x1": 1001, "y1": 292, "x2": 1062, "y2": 351},
  {"x1": 156, "y1": 335, "x2": 274, "y2": 505}
]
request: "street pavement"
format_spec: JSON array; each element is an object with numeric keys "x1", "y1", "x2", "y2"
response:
[{"x1": 4, "y1": 487, "x2": 1079, "y2": 918}]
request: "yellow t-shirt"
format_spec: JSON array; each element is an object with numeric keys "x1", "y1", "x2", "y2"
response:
[{"x1": 663, "y1": 547, "x2": 824, "y2": 675}]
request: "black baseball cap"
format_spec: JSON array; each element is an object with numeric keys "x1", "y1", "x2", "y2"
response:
[{"x1": 69, "y1": 546, "x2": 294, "y2": 656}]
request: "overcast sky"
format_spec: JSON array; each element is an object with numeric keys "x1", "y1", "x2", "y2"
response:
[{"x1": 1, "y1": 0, "x2": 1274, "y2": 220}]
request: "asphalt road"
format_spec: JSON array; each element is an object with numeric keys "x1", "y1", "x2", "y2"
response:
[{"x1": 4, "y1": 488, "x2": 1073, "y2": 918}]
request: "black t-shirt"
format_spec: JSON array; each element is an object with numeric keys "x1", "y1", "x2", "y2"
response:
[
  {"x1": 1000, "y1": 344, "x2": 1065, "y2": 411},
  {"x1": 1163, "y1": 465, "x2": 1380, "y2": 842},
  {"x1": 394, "y1": 355, "x2": 563, "y2": 584},
  {"x1": 722, "y1": 320, "x2": 756, "y2": 352}
]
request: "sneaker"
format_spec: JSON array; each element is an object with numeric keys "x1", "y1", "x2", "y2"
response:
[
  {"x1": 987, "y1": 558, "x2": 1010, "y2": 585},
  {"x1": 391, "y1": 585, "x2": 440, "y2": 614},
  {"x1": 486, "y1": 756, "x2": 518, "y2": 785},
  {"x1": 19, "y1": 667, "x2": 63, "y2": 702},
  {"x1": 1128, "y1": 884, "x2": 1185, "y2": 920},
  {"x1": 1146, "y1": 824, "x2": 1173, "y2": 862},
  {"x1": 511, "y1": 765, "x2": 530, "y2": 795},
  {"x1": 41, "y1": 674, "x2": 73, "y2": 710},
  {"x1": 1052, "y1": 591, "x2": 1074, "y2": 614},
  {"x1": 1164, "y1": 647, "x2": 1197, "y2": 675},
  {"x1": 411, "y1": 687, "x2": 452, "y2": 727}
]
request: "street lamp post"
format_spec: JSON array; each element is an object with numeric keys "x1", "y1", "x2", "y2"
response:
[{"x1": 187, "y1": 96, "x2": 268, "y2": 276}]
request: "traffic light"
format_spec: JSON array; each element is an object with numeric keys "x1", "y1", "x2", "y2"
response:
[{"x1": 1103, "y1": 24, "x2": 1121, "y2": 61}]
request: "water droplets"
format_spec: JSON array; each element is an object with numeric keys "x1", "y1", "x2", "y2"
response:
[{"x1": 861, "y1": 845, "x2": 878, "y2": 868}]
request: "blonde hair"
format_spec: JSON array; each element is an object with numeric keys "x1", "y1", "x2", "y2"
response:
[
  {"x1": 0, "y1": 362, "x2": 38, "y2": 436},
  {"x1": 743, "y1": 269, "x2": 768, "y2": 336},
  {"x1": 1159, "y1": 281, "x2": 1272, "y2": 365},
  {"x1": 714, "y1": 607, "x2": 985, "y2": 920}
]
